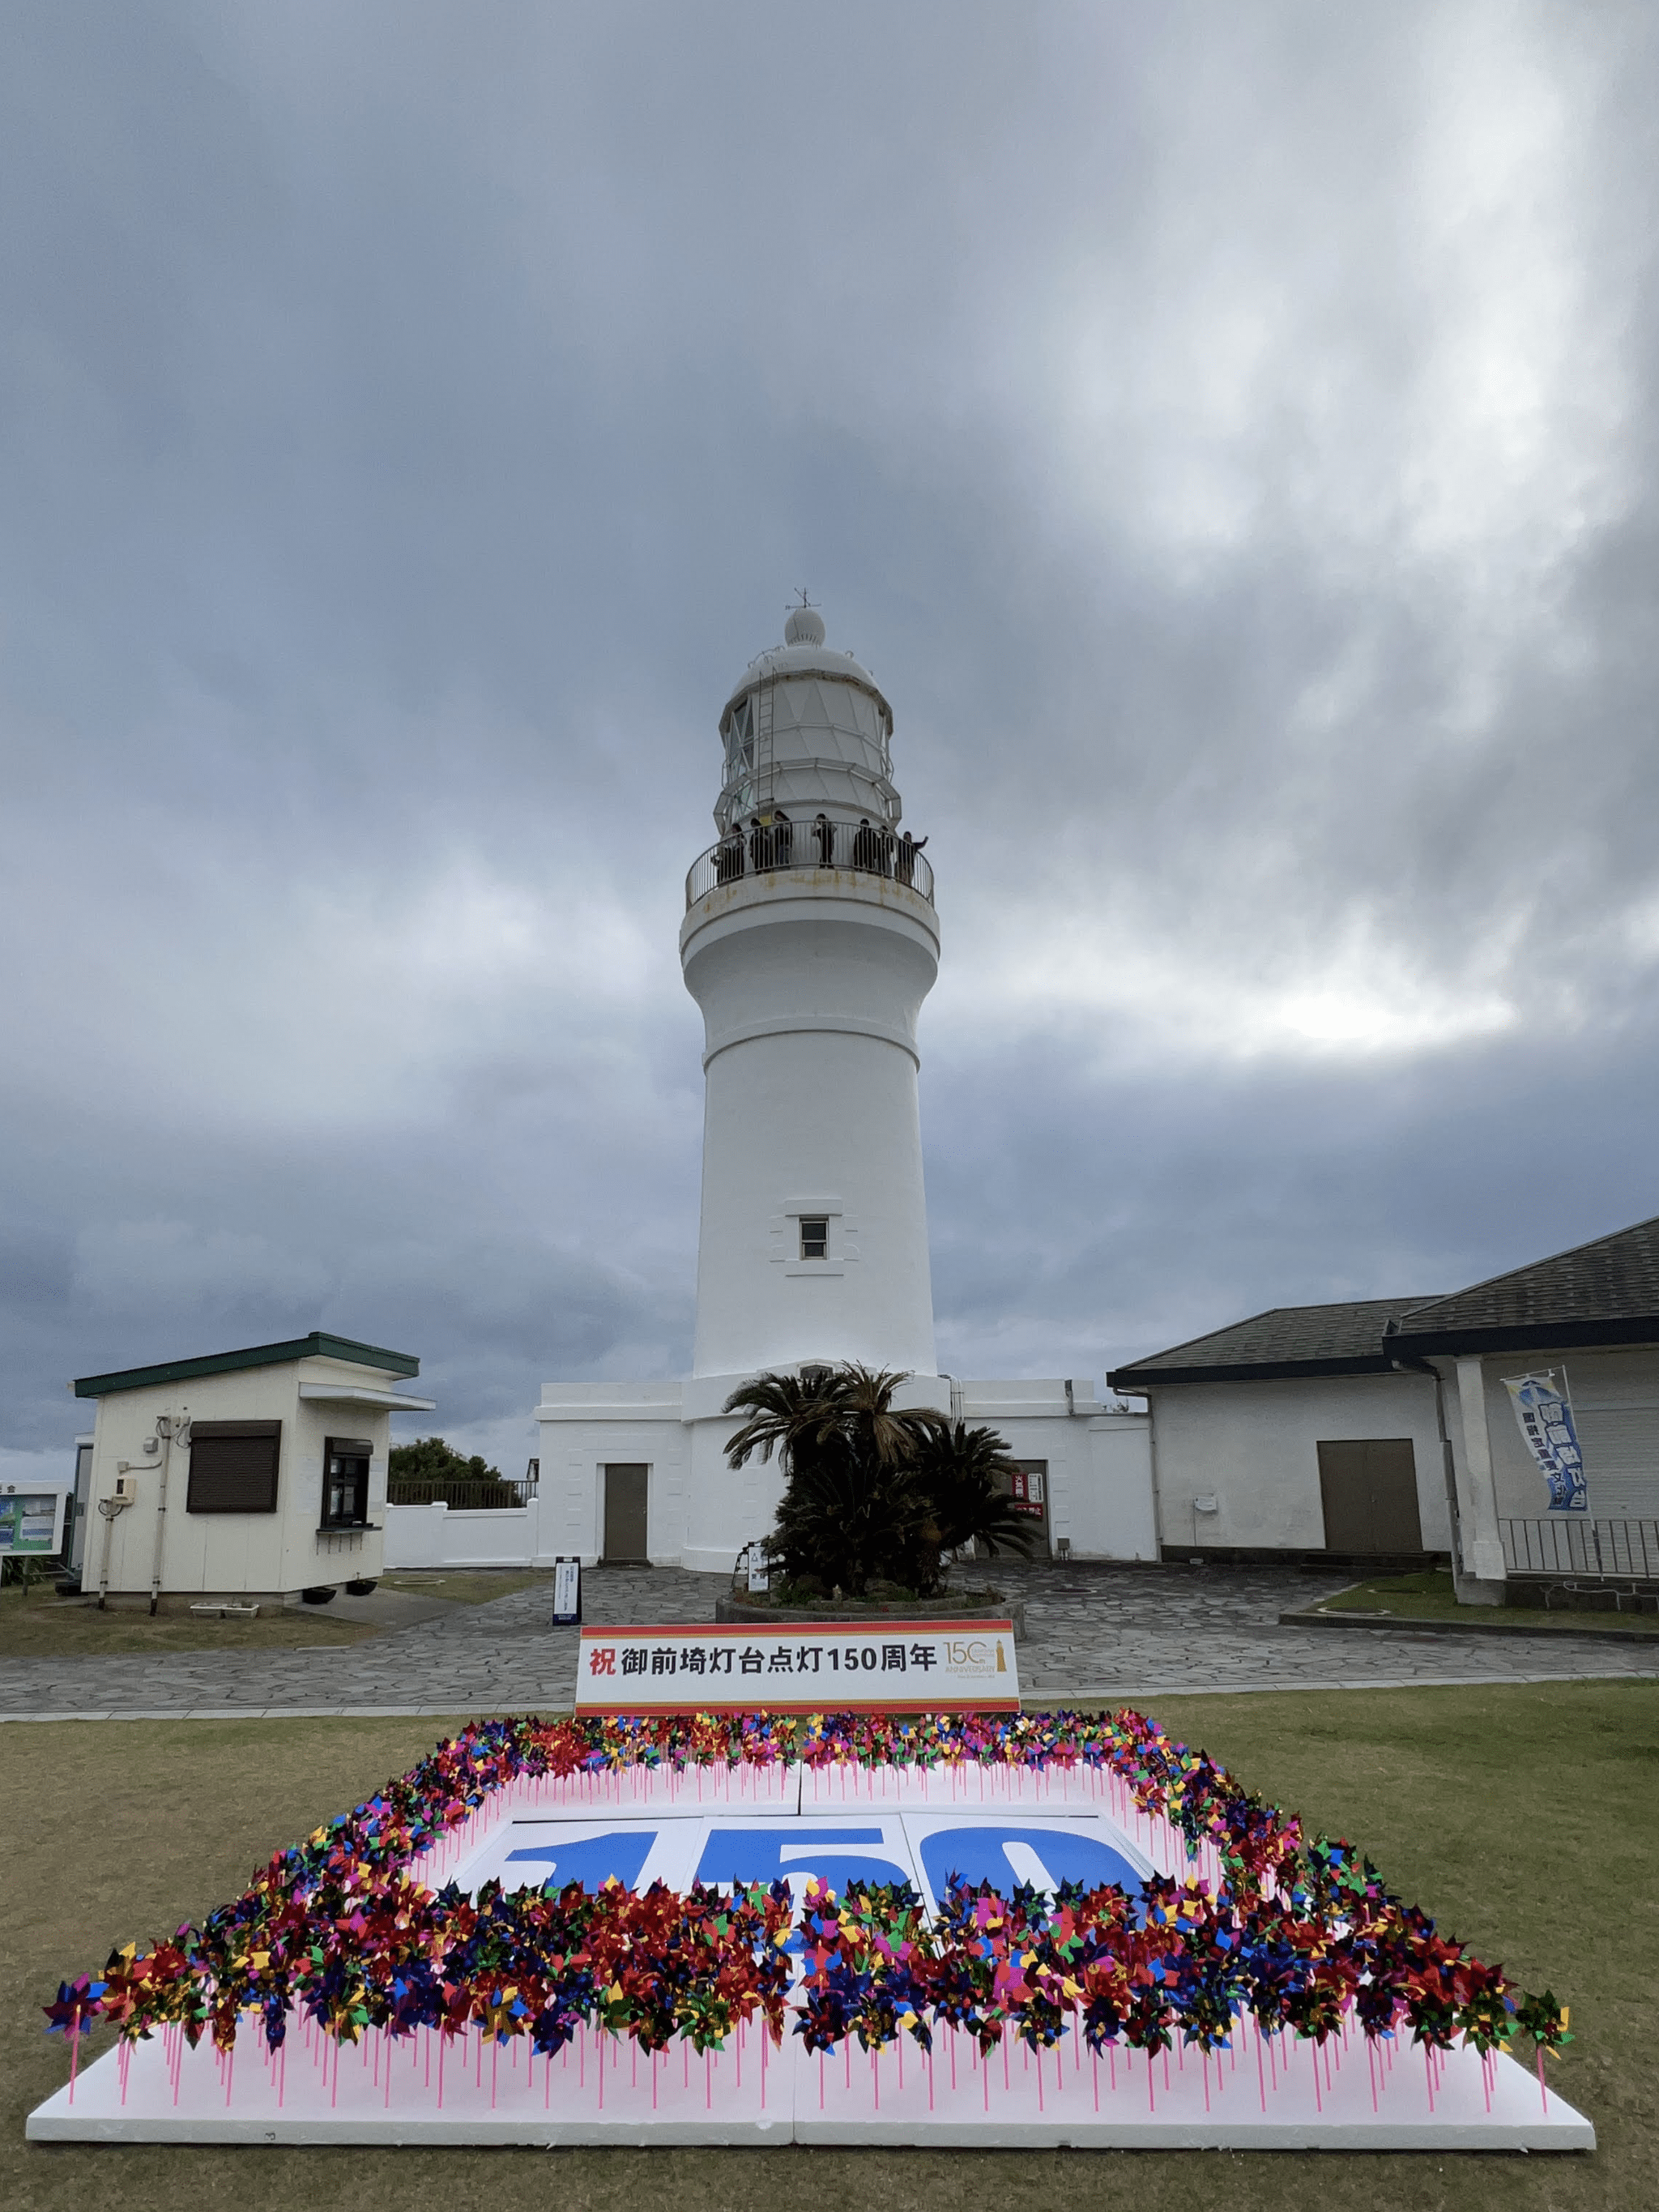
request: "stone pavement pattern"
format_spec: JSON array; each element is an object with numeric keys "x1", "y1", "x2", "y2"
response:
[{"x1": 4, "y1": 1562, "x2": 1657, "y2": 1719}]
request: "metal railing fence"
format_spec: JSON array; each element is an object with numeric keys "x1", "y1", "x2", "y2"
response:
[
  {"x1": 387, "y1": 1476, "x2": 536, "y2": 1513},
  {"x1": 1500, "y1": 1515, "x2": 1659, "y2": 1580},
  {"x1": 686, "y1": 818, "x2": 934, "y2": 909}
]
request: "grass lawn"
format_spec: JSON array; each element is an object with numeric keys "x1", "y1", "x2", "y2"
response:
[
  {"x1": 380, "y1": 1569, "x2": 555, "y2": 1606},
  {"x1": 0, "y1": 1582, "x2": 368, "y2": 1656},
  {"x1": 0, "y1": 1569, "x2": 556, "y2": 1657},
  {"x1": 1312, "y1": 1569, "x2": 1659, "y2": 1636},
  {"x1": 6, "y1": 1682, "x2": 1655, "y2": 2212}
]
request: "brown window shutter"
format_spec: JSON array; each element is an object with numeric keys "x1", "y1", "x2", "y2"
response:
[{"x1": 186, "y1": 1420, "x2": 281, "y2": 1514}]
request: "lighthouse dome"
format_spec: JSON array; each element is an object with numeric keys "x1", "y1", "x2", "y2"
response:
[{"x1": 715, "y1": 608, "x2": 899, "y2": 835}]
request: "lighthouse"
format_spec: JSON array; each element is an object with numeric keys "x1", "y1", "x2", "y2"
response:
[
  {"x1": 534, "y1": 605, "x2": 1152, "y2": 1574},
  {"x1": 681, "y1": 603, "x2": 940, "y2": 1381}
]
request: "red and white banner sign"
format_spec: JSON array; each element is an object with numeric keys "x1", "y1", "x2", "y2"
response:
[{"x1": 574, "y1": 1619, "x2": 1019, "y2": 1714}]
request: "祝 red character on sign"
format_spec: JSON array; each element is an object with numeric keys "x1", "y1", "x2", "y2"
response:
[{"x1": 587, "y1": 1646, "x2": 617, "y2": 1676}]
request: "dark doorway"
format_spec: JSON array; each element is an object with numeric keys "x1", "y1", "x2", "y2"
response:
[
  {"x1": 603, "y1": 1464, "x2": 650, "y2": 1563},
  {"x1": 1317, "y1": 1439, "x2": 1423, "y2": 1554},
  {"x1": 1005, "y1": 1459, "x2": 1051, "y2": 1552}
]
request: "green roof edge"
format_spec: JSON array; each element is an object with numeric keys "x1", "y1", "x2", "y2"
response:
[{"x1": 74, "y1": 1332, "x2": 420, "y2": 1399}]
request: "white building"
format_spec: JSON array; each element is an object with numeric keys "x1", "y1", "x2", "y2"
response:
[
  {"x1": 534, "y1": 609, "x2": 1157, "y2": 1572},
  {"x1": 1107, "y1": 1299, "x2": 1452, "y2": 1567},
  {"x1": 1108, "y1": 1214, "x2": 1659, "y2": 1607},
  {"x1": 74, "y1": 1331, "x2": 433, "y2": 1608}
]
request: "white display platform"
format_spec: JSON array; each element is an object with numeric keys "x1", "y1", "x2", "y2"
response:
[{"x1": 29, "y1": 1767, "x2": 1593, "y2": 2152}]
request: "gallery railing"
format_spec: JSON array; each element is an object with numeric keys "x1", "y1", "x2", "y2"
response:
[
  {"x1": 685, "y1": 818, "x2": 934, "y2": 909},
  {"x1": 1499, "y1": 1515, "x2": 1659, "y2": 1581}
]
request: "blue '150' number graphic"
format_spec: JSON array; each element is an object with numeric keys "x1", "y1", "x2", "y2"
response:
[{"x1": 501, "y1": 1825, "x2": 1145, "y2": 1906}]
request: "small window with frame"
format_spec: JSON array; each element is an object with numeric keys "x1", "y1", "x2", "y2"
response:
[
  {"x1": 322, "y1": 1437, "x2": 373, "y2": 1530},
  {"x1": 799, "y1": 1216, "x2": 829, "y2": 1261}
]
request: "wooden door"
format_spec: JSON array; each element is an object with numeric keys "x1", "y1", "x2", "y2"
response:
[
  {"x1": 603, "y1": 1464, "x2": 650, "y2": 1564},
  {"x1": 1317, "y1": 1440, "x2": 1423, "y2": 1554}
]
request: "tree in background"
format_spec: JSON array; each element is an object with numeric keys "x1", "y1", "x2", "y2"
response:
[
  {"x1": 387, "y1": 1437, "x2": 518, "y2": 1508},
  {"x1": 723, "y1": 1365, "x2": 1033, "y2": 1598}
]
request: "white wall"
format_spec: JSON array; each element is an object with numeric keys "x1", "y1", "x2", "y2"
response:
[
  {"x1": 535, "y1": 1386, "x2": 693, "y2": 1568},
  {"x1": 385, "y1": 1501, "x2": 539, "y2": 1569},
  {"x1": 1076, "y1": 1418, "x2": 1159, "y2": 1560},
  {"x1": 1142, "y1": 1372, "x2": 1450, "y2": 1554},
  {"x1": 959, "y1": 1381, "x2": 1158, "y2": 1561},
  {"x1": 681, "y1": 879, "x2": 940, "y2": 1380},
  {"x1": 530, "y1": 1374, "x2": 1160, "y2": 1572}
]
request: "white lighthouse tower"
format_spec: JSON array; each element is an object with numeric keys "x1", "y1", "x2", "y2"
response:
[
  {"x1": 681, "y1": 604, "x2": 940, "y2": 1381},
  {"x1": 534, "y1": 605, "x2": 1157, "y2": 1574}
]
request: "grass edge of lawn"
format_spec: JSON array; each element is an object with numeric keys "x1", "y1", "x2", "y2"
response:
[{"x1": 1305, "y1": 1571, "x2": 1659, "y2": 1636}]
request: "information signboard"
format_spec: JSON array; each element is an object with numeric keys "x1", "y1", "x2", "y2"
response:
[
  {"x1": 552, "y1": 1557, "x2": 582, "y2": 1625},
  {"x1": 574, "y1": 1617, "x2": 1019, "y2": 1714},
  {"x1": 0, "y1": 1491, "x2": 64, "y2": 1555}
]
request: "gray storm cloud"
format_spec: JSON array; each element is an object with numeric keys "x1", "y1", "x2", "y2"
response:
[{"x1": 2, "y1": 0, "x2": 1656, "y2": 1471}]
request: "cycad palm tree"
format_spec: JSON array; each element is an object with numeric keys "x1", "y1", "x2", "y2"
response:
[
  {"x1": 770, "y1": 1447, "x2": 932, "y2": 1599},
  {"x1": 723, "y1": 1366, "x2": 1038, "y2": 1596},
  {"x1": 723, "y1": 1364, "x2": 930, "y2": 1476},
  {"x1": 723, "y1": 1364, "x2": 937, "y2": 1596},
  {"x1": 907, "y1": 1417, "x2": 1035, "y2": 1562},
  {"x1": 722, "y1": 1366, "x2": 850, "y2": 1476}
]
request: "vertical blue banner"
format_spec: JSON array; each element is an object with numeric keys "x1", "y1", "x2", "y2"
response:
[{"x1": 1503, "y1": 1373, "x2": 1588, "y2": 1512}]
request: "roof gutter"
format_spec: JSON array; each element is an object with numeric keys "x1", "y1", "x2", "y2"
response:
[
  {"x1": 1389, "y1": 1314, "x2": 1659, "y2": 1359},
  {"x1": 1107, "y1": 1356, "x2": 1404, "y2": 1390}
]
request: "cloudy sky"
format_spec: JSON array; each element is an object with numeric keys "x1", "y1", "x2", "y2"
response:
[{"x1": 4, "y1": 0, "x2": 1657, "y2": 1478}]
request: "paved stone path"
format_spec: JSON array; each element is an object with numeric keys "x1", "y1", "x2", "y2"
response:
[{"x1": 4, "y1": 1562, "x2": 1656, "y2": 1720}]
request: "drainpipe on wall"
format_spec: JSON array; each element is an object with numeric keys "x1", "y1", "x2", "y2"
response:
[
  {"x1": 145, "y1": 1410, "x2": 190, "y2": 1616},
  {"x1": 146, "y1": 1416, "x2": 173, "y2": 1616},
  {"x1": 1119, "y1": 1389, "x2": 1162, "y2": 1559},
  {"x1": 96, "y1": 1492, "x2": 133, "y2": 1608}
]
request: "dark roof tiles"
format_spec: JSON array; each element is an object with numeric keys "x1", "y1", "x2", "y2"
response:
[
  {"x1": 1110, "y1": 1212, "x2": 1659, "y2": 1387},
  {"x1": 1110, "y1": 1296, "x2": 1436, "y2": 1386},
  {"x1": 1393, "y1": 1215, "x2": 1659, "y2": 1339}
]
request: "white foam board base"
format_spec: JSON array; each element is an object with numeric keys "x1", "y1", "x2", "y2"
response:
[{"x1": 28, "y1": 2010, "x2": 1592, "y2": 2150}]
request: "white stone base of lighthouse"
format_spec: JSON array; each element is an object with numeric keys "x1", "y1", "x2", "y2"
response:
[{"x1": 532, "y1": 1375, "x2": 1158, "y2": 1576}]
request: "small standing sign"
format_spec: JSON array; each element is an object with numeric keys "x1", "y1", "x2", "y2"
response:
[
  {"x1": 575, "y1": 1617, "x2": 1019, "y2": 1713},
  {"x1": 552, "y1": 1557, "x2": 582, "y2": 1625}
]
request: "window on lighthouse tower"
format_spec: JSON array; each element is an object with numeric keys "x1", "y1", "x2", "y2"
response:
[{"x1": 799, "y1": 1217, "x2": 829, "y2": 1261}]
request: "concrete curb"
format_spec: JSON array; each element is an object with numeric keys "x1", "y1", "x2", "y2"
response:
[
  {"x1": 1279, "y1": 1607, "x2": 1659, "y2": 1646},
  {"x1": 7, "y1": 1659, "x2": 1659, "y2": 1724},
  {"x1": 714, "y1": 1595, "x2": 1026, "y2": 1638}
]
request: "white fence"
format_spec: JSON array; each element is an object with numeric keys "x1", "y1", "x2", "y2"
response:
[{"x1": 385, "y1": 1500, "x2": 546, "y2": 1571}]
